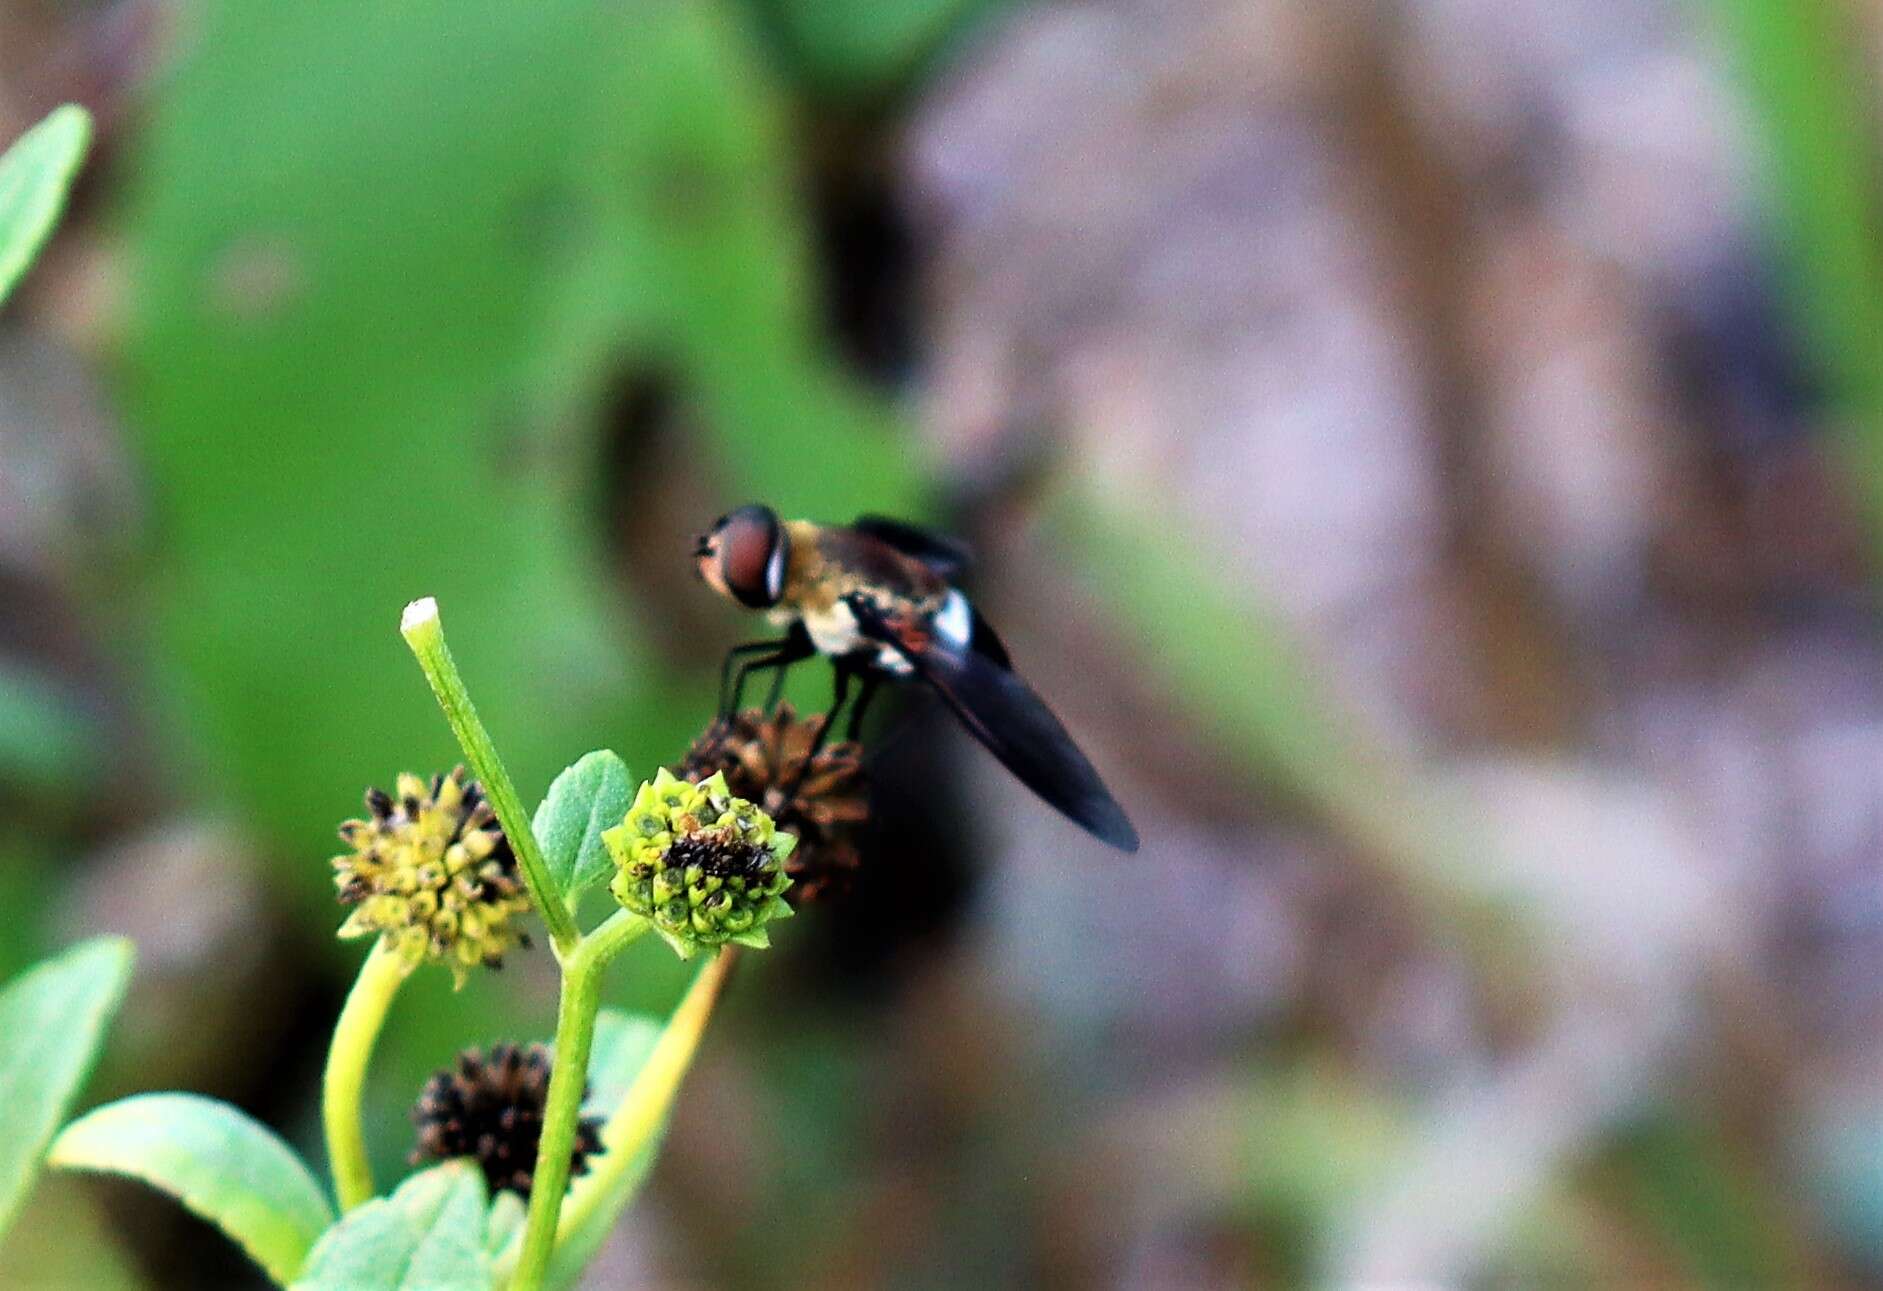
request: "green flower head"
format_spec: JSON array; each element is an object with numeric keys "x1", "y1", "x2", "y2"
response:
[
  {"x1": 332, "y1": 768, "x2": 532, "y2": 987},
  {"x1": 603, "y1": 768, "x2": 794, "y2": 958}
]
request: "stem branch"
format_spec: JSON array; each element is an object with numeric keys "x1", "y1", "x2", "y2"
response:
[
  {"x1": 400, "y1": 596, "x2": 579, "y2": 957},
  {"x1": 322, "y1": 939, "x2": 409, "y2": 1211}
]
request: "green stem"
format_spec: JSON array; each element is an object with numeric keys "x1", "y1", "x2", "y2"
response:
[
  {"x1": 551, "y1": 948, "x2": 734, "y2": 1242},
  {"x1": 400, "y1": 597, "x2": 579, "y2": 958},
  {"x1": 511, "y1": 910, "x2": 650, "y2": 1291},
  {"x1": 323, "y1": 938, "x2": 410, "y2": 1211},
  {"x1": 494, "y1": 948, "x2": 737, "y2": 1283}
]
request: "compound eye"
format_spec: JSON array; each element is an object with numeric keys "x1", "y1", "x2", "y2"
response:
[{"x1": 717, "y1": 505, "x2": 787, "y2": 608}]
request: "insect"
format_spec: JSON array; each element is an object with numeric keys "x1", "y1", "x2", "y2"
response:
[{"x1": 694, "y1": 504, "x2": 1140, "y2": 852}]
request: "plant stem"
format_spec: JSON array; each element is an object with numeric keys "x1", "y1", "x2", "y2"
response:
[
  {"x1": 323, "y1": 938, "x2": 409, "y2": 1211},
  {"x1": 555, "y1": 948, "x2": 735, "y2": 1240},
  {"x1": 511, "y1": 910, "x2": 650, "y2": 1291},
  {"x1": 400, "y1": 596, "x2": 579, "y2": 958}
]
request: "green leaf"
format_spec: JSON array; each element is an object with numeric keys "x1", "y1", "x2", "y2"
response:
[
  {"x1": 533, "y1": 750, "x2": 632, "y2": 900},
  {"x1": 116, "y1": 0, "x2": 674, "y2": 901},
  {"x1": 585, "y1": 1009, "x2": 663, "y2": 1112},
  {"x1": 293, "y1": 1161, "x2": 490, "y2": 1291},
  {"x1": 49, "y1": 1092, "x2": 332, "y2": 1286},
  {"x1": 482, "y1": 1192, "x2": 525, "y2": 1257},
  {"x1": 400, "y1": 1164, "x2": 492, "y2": 1291},
  {"x1": 0, "y1": 937, "x2": 133, "y2": 1243},
  {"x1": 0, "y1": 104, "x2": 91, "y2": 309}
]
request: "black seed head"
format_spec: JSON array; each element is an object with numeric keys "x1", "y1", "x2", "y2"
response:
[{"x1": 410, "y1": 1042, "x2": 604, "y2": 1200}]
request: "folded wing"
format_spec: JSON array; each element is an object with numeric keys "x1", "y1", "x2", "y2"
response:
[
  {"x1": 852, "y1": 515, "x2": 974, "y2": 581},
  {"x1": 846, "y1": 594, "x2": 1139, "y2": 852}
]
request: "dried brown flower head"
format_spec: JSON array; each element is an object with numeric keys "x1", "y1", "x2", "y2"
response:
[
  {"x1": 410, "y1": 1042, "x2": 603, "y2": 1200},
  {"x1": 673, "y1": 704, "x2": 868, "y2": 902}
]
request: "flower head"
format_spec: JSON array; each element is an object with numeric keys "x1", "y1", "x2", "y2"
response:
[
  {"x1": 673, "y1": 704, "x2": 867, "y2": 903},
  {"x1": 604, "y1": 767, "x2": 794, "y2": 958},
  {"x1": 332, "y1": 767, "x2": 532, "y2": 986},
  {"x1": 410, "y1": 1043, "x2": 602, "y2": 1200}
]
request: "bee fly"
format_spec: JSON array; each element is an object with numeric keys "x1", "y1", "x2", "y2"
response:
[{"x1": 694, "y1": 504, "x2": 1140, "y2": 853}]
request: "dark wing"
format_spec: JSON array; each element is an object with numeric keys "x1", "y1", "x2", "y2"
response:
[
  {"x1": 845, "y1": 595, "x2": 1138, "y2": 852},
  {"x1": 853, "y1": 515, "x2": 973, "y2": 580},
  {"x1": 967, "y1": 602, "x2": 1011, "y2": 669}
]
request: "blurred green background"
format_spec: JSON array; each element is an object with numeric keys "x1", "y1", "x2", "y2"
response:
[{"x1": 2, "y1": 0, "x2": 1883, "y2": 1285}]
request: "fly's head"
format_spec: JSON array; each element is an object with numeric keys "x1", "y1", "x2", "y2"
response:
[{"x1": 696, "y1": 504, "x2": 790, "y2": 610}]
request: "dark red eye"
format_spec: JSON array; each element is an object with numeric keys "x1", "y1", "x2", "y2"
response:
[{"x1": 715, "y1": 504, "x2": 787, "y2": 608}]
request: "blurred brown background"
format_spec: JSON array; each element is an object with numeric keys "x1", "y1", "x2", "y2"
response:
[{"x1": 1, "y1": 0, "x2": 1881, "y2": 1285}]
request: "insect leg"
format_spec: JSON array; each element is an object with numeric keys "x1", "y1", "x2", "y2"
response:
[
  {"x1": 824, "y1": 663, "x2": 854, "y2": 735},
  {"x1": 719, "y1": 639, "x2": 789, "y2": 715},
  {"x1": 793, "y1": 660, "x2": 858, "y2": 763},
  {"x1": 844, "y1": 673, "x2": 882, "y2": 741},
  {"x1": 725, "y1": 626, "x2": 815, "y2": 716}
]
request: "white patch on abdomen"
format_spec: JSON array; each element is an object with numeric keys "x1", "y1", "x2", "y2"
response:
[
  {"x1": 933, "y1": 589, "x2": 971, "y2": 650},
  {"x1": 801, "y1": 600, "x2": 863, "y2": 655},
  {"x1": 799, "y1": 600, "x2": 914, "y2": 675}
]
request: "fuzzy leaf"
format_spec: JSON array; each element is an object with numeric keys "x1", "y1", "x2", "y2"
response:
[
  {"x1": 0, "y1": 104, "x2": 91, "y2": 309},
  {"x1": 0, "y1": 937, "x2": 133, "y2": 1243},
  {"x1": 585, "y1": 1009, "x2": 663, "y2": 1112},
  {"x1": 50, "y1": 1093, "x2": 331, "y2": 1286},
  {"x1": 481, "y1": 1192, "x2": 525, "y2": 1257},
  {"x1": 292, "y1": 1161, "x2": 490, "y2": 1291},
  {"x1": 532, "y1": 750, "x2": 632, "y2": 899}
]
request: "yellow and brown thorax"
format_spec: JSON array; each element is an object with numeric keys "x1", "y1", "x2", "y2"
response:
[{"x1": 777, "y1": 521, "x2": 953, "y2": 668}]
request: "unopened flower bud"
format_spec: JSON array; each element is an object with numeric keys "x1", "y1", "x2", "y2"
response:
[{"x1": 603, "y1": 768, "x2": 794, "y2": 958}]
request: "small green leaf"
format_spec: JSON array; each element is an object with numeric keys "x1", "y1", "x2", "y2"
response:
[
  {"x1": 0, "y1": 937, "x2": 133, "y2": 1243},
  {"x1": 290, "y1": 1193, "x2": 410, "y2": 1289},
  {"x1": 482, "y1": 1191, "x2": 524, "y2": 1257},
  {"x1": 293, "y1": 1161, "x2": 490, "y2": 1291},
  {"x1": 0, "y1": 105, "x2": 91, "y2": 309},
  {"x1": 585, "y1": 1009, "x2": 663, "y2": 1113},
  {"x1": 400, "y1": 1162, "x2": 492, "y2": 1290},
  {"x1": 49, "y1": 1093, "x2": 332, "y2": 1286},
  {"x1": 532, "y1": 750, "x2": 632, "y2": 899}
]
